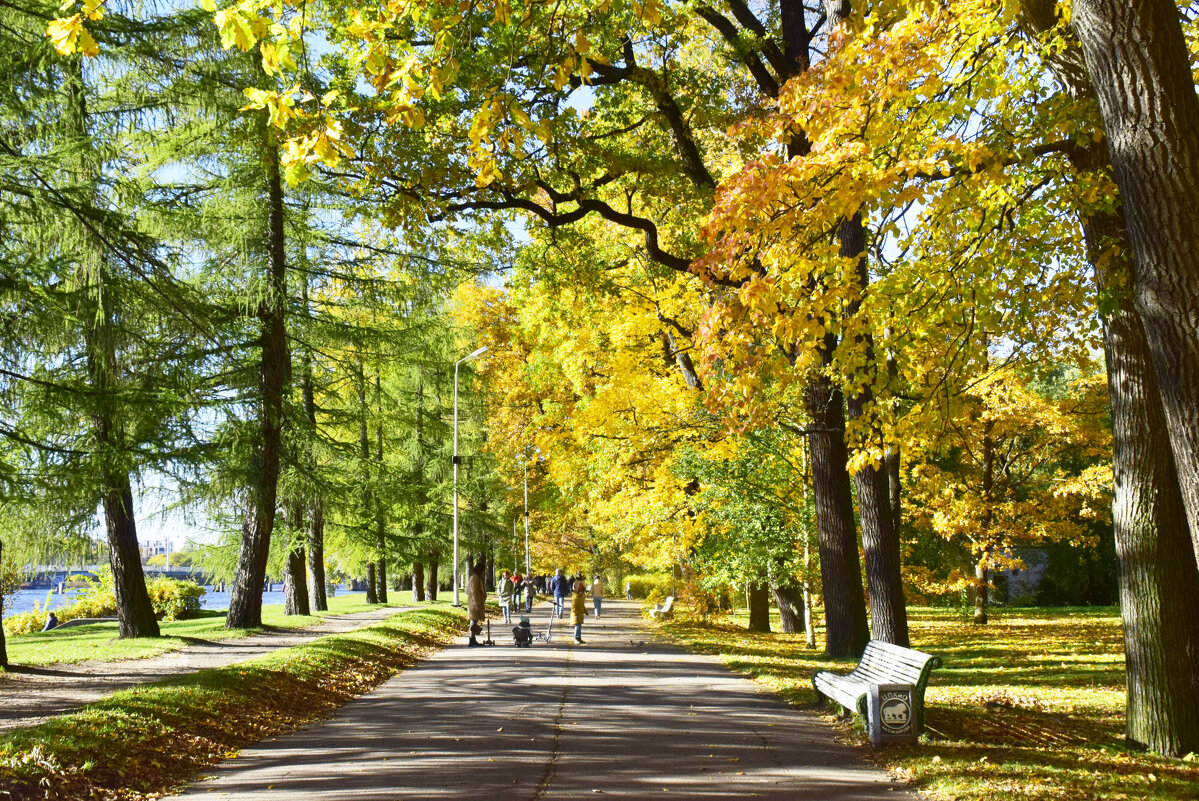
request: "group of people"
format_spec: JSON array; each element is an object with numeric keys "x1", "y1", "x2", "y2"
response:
[{"x1": 466, "y1": 564, "x2": 606, "y2": 646}]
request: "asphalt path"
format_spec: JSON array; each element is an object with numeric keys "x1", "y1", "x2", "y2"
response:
[{"x1": 173, "y1": 599, "x2": 913, "y2": 800}]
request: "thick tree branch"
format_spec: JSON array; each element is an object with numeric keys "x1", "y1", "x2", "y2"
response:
[{"x1": 696, "y1": 6, "x2": 780, "y2": 97}]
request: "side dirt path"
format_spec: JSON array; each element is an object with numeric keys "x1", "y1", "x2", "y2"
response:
[{"x1": 0, "y1": 605, "x2": 416, "y2": 732}]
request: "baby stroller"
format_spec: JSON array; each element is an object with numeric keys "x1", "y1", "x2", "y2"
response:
[{"x1": 512, "y1": 616, "x2": 534, "y2": 647}]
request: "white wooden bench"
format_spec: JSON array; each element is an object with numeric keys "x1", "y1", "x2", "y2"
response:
[
  {"x1": 649, "y1": 596, "x2": 675, "y2": 619},
  {"x1": 813, "y1": 640, "x2": 942, "y2": 730}
]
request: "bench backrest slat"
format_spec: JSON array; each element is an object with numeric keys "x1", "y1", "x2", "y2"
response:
[{"x1": 853, "y1": 640, "x2": 939, "y2": 687}]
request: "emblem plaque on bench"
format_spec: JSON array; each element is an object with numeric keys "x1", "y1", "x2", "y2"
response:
[{"x1": 867, "y1": 683, "x2": 918, "y2": 746}]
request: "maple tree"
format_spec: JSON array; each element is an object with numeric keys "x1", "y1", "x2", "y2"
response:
[{"x1": 25, "y1": 0, "x2": 1199, "y2": 762}]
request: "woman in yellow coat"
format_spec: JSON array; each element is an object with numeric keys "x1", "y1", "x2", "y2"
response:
[{"x1": 570, "y1": 580, "x2": 587, "y2": 644}]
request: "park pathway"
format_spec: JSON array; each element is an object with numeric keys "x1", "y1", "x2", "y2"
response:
[
  {"x1": 173, "y1": 599, "x2": 912, "y2": 800},
  {"x1": 0, "y1": 604, "x2": 415, "y2": 731}
]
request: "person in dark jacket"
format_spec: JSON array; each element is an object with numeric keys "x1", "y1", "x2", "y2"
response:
[
  {"x1": 42, "y1": 612, "x2": 59, "y2": 632},
  {"x1": 550, "y1": 568, "x2": 570, "y2": 618}
]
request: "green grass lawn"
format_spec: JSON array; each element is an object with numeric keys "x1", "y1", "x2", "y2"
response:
[
  {"x1": 3, "y1": 594, "x2": 453, "y2": 668},
  {"x1": 0, "y1": 606, "x2": 465, "y2": 801},
  {"x1": 664, "y1": 605, "x2": 1199, "y2": 801}
]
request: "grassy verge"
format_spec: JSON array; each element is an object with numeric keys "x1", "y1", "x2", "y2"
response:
[
  {"x1": 663, "y1": 606, "x2": 1199, "y2": 801},
  {"x1": 3, "y1": 595, "x2": 452, "y2": 667},
  {"x1": 0, "y1": 606, "x2": 464, "y2": 800}
]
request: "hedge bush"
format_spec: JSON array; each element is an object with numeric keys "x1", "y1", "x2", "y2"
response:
[
  {"x1": 3, "y1": 572, "x2": 206, "y2": 635},
  {"x1": 623, "y1": 573, "x2": 673, "y2": 599}
]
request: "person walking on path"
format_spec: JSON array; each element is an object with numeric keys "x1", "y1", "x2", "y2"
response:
[
  {"x1": 498, "y1": 570, "x2": 515, "y2": 624},
  {"x1": 591, "y1": 577, "x2": 604, "y2": 619},
  {"x1": 551, "y1": 568, "x2": 569, "y2": 618},
  {"x1": 625, "y1": 581, "x2": 632, "y2": 600},
  {"x1": 467, "y1": 562, "x2": 487, "y2": 647},
  {"x1": 523, "y1": 575, "x2": 536, "y2": 613},
  {"x1": 570, "y1": 580, "x2": 587, "y2": 643}
]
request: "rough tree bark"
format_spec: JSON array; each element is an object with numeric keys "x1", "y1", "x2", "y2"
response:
[
  {"x1": 803, "y1": 365, "x2": 870, "y2": 657},
  {"x1": 0, "y1": 539, "x2": 8, "y2": 667},
  {"x1": 747, "y1": 583, "x2": 771, "y2": 633},
  {"x1": 306, "y1": 499, "x2": 327, "y2": 612},
  {"x1": 374, "y1": 374, "x2": 388, "y2": 604},
  {"x1": 838, "y1": 213, "x2": 909, "y2": 647},
  {"x1": 1087, "y1": 208, "x2": 1199, "y2": 756},
  {"x1": 1072, "y1": 0, "x2": 1199, "y2": 564},
  {"x1": 426, "y1": 553, "x2": 439, "y2": 601},
  {"x1": 412, "y1": 559, "x2": 426, "y2": 602},
  {"x1": 974, "y1": 423, "x2": 995, "y2": 626},
  {"x1": 1018, "y1": 2, "x2": 1199, "y2": 756},
  {"x1": 366, "y1": 562, "x2": 378, "y2": 604},
  {"x1": 770, "y1": 580, "x2": 805, "y2": 634},
  {"x1": 226, "y1": 132, "x2": 289, "y2": 630},
  {"x1": 300, "y1": 278, "x2": 327, "y2": 612},
  {"x1": 283, "y1": 500, "x2": 310, "y2": 616}
]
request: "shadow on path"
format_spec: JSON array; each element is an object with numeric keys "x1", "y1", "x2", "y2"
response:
[
  {"x1": 0, "y1": 606, "x2": 414, "y2": 731},
  {"x1": 173, "y1": 600, "x2": 911, "y2": 800}
]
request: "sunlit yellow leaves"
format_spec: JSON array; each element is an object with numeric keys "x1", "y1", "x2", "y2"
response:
[{"x1": 47, "y1": 14, "x2": 98, "y2": 57}]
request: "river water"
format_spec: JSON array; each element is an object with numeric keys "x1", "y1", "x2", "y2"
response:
[{"x1": 3, "y1": 586, "x2": 353, "y2": 615}]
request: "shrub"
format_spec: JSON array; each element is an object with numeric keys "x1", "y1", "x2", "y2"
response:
[
  {"x1": 2, "y1": 573, "x2": 206, "y2": 635},
  {"x1": 146, "y1": 578, "x2": 205, "y2": 621},
  {"x1": 624, "y1": 573, "x2": 672, "y2": 599}
]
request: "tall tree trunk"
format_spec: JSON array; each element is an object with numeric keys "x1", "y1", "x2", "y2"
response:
[
  {"x1": 973, "y1": 548, "x2": 990, "y2": 626},
  {"x1": 779, "y1": 1, "x2": 868, "y2": 659},
  {"x1": 803, "y1": 367, "x2": 869, "y2": 658},
  {"x1": 300, "y1": 278, "x2": 327, "y2": 612},
  {"x1": 412, "y1": 559, "x2": 426, "y2": 602},
  {"x1": 306, "y1": 499, "x2": 327, "y2": 612},
  {"x1": 770, "y1": 579, "x2": 805, "y2": 634},
  {"x1": 747, "y1": 583, "x2": 771, "y2": 633},
  {"x1": 1, "y1": 539, "x2": 9, "y2": 668},
  {"x1": 802, "y1": 538, "x2": 817, "y2": 649},
  {"x1": 1018, "y1": 7, "x2": 1199, "y2": 757},
  {"x1": 426, "y1": 553, "x2": 439, "y2": 601},
  {"x1": 974, "y1": 424, "x2": 995, "y2": 626},
  {"x1": 1072, "y1": 0, "x2": 1199, "y2": 563},
  {"x1": 824, "y1": 1, "x2": 909, "y2": 648},
  {"x1": 283, "y1": 500, "x2": 310, "y2": 616},
  {"x1": 366, "y1": 562, "x2": 378, "y2": 604},
  {"x1": 374, "y1": 374, "x2": 387, "y2": 604},
  {"x1": 65, "y1": 57, "x2": 158, "y2": 640},
  {"x1": 226, "y1": 133, "x2": 289, "y2": 630},
  {"x1": 884, "y1": 445, "x2": 902, "y2": 533},
  {"x1": 1088, "y1": 208, "x2": 1199, "y2": 756}
]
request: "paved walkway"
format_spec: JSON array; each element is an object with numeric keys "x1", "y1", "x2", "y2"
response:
[
  {"x1": 174, "y1": 600, "x2": 912, "y2": 800},
  {"x1": 0, "y1": 605, "x2": 414, "y2": 731}
]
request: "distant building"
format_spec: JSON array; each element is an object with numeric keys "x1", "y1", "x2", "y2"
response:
[{"x1": 140, "y1": 539, "x2": 173, "y2": 560}]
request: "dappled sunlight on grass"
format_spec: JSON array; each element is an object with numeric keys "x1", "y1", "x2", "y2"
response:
[
  {"x1": 2, "y1": 594, "x2": 449, "y2": 667},
  {"x1": 665, "y1": 606, "x2": 1199, "y2": 801},
  {"x1": 0, "y1": 607, "x2": 465, "y2": 800}
]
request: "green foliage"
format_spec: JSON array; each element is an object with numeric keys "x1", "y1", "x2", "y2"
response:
[
  {"x1": 666, "y1": 607, "x2": 1199, "y2": 801},
  {"x1": 3, "y1": 571, "x2": 207, "y2": 635},
  {"x1": 147, "y1": 578, "x2": 206, "y2": 622},
  {"x1": 624, "y1": 573, "x2": 672, "y2": 600},
  {"x1": 0, "y1": 608, "x2": 465, "y2": 799}
]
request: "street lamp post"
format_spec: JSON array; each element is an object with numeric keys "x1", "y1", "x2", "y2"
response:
[
  {"x1": 523, "y1": 453, "x2": 531, "y2": 575},
  {"x1": 452, "y1": 345, "x2": 488, "y2": 607}
]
